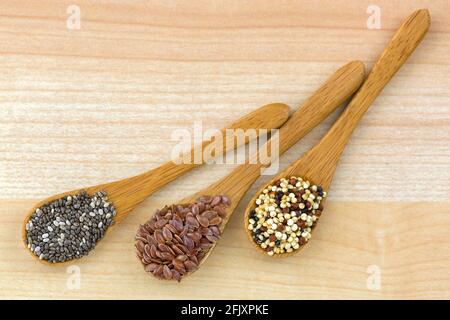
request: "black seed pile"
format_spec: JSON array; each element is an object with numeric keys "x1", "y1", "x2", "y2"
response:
[{"x1": 25, "y1": 190, "x2": 116, "y2": 263}]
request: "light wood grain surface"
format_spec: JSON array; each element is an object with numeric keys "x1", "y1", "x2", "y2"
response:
[{"x1": 0, "y1": 0, "x2": 449, "y2": 299}]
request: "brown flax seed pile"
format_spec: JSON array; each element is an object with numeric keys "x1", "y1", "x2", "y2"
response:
[{"x1": 135, "y1": 195, "x2": 230, "y2": 281}]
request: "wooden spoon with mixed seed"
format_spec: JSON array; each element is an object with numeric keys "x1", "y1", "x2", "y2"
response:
[
  {"x1": 244, "y1": 9, "x2": 430, "y2": 257},
  {"x1": 22, "y1": 102, "x2": 291, "y2": 264},
  {"x1": 136, "y1": 60, "x2": 366, "y2": 280}
]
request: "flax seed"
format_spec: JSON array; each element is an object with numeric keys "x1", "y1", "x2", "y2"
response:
[{"x1": 135, "y1": 194, "x2": 230, "y2": 281}]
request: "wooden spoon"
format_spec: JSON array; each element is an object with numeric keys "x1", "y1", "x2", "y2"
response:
[
  {"x1": 172, "y1": 60, "x2": 366, "y2": 276},
  {"x1": 244, "y1": 9, "x2": 431, "y2": 257},
  {"x1": 22, "y1": 102, "x2": 290, "y2": 264}
]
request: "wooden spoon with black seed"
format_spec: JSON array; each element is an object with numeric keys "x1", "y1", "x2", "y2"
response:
[
  {"x1": 244, "y1": 9, "x2": 430, "y2": 257},
  {"x1": 22, "y1": 102, "x2": 291, "y2": 265}
]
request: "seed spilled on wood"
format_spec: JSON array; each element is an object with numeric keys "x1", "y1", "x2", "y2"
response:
[
  {"x1": 135, "y1": 195, "x2": 230, "y2": 281},
  {"x1": 25, "y1": 190, "x2": 116, "y2": 263}
]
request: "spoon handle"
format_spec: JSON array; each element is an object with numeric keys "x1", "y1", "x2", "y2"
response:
[
  {"x1": 292, "y1": 9, "x2": 430, "y2": 189},
  {"x1": 104, "y1": 103, "x2": 289, "y2": 221},
  {"x1": 184, "y1": 60, "x2": 365, "y2": 212}
]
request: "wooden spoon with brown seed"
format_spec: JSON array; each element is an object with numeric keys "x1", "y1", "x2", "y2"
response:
[
  {"x1": 22, "y1": 102, "x2": 291, "y2": 264},
  {"x1": 175, "y1": 60, "x2": 366, "y2": 276},
  {"x1": 244, "y1": 9, "x2": 431, "y2": 257}
]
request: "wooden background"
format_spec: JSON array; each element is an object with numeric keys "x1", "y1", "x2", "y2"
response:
[{"x1": 1, "y1": 0, "x2": 449, "y2": 299}]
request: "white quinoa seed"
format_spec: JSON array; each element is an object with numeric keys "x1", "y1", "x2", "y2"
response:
[{"x1": 248, "y1": 176, "x2": 326, "y2": 256}]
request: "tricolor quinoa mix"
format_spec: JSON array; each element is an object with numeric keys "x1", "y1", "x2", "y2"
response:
[{"x1": 247, "y1": 176, "x2": 326, "y2": 256}]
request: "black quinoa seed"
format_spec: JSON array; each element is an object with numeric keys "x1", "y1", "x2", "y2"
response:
[{"x1": 247, "y1": 176, "x2": 327, "y2": 256}]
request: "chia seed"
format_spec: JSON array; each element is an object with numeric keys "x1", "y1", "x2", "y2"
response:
[{"x1": 25, "y1": 190, "x2": 116, "y2": 263}]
